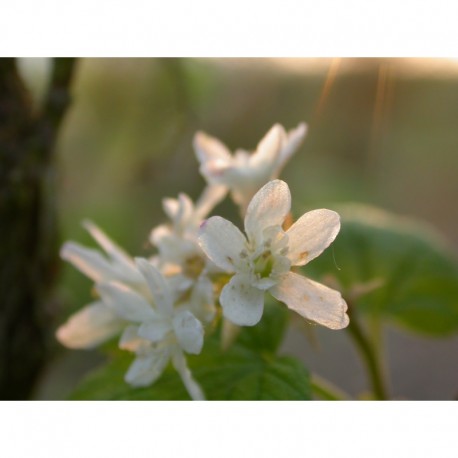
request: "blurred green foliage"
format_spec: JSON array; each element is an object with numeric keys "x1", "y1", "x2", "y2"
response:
[{"x1": 70, "y1": 341, "x2": 311, "y2": 400}]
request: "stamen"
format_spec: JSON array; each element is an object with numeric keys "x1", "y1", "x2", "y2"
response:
[{"x1": 254, "y1": 250, "x2": 274, "y2": 278}]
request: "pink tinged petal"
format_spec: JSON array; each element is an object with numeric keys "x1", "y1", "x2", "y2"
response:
[
  {"x1": 56, "y1": 302, "x2": 123, "y2": 349},
  {"x1": 233, "y1": 149, "x2": 250, "y2": 167},
  {"x1": 249, "y1": 124, "x2": 282, "y2": 170},
  {"x1": 135, "y1": 258, "x2": 173, "y2": 315},
  {"x1": 119, "y1": 325, "x2": 149, "y2": 352},
  {"x1": 220, "y1": 274, "x2": 265, "y2": 326},
  {"x1": 269, "y1": 272, "x2": 349, "y2": 330},
  {"x1": 277, "y1": 123, "x2": 308, "y2": 170},
  {"x1": 125, "y1": 348, "x2": 171, "y2": 387},
  {"x1": 138, "y1": 318, "x2": 172, "y2": 343},
  {"x1": 286, "y1": 209, "x2": 341, "y2": 266},
  {"x1": 171, "y1": 349, "x2": 205, "y2": 400},
  {"x1": 200, "y1": 161, "x2": 232, "y2": 183},
  {"x1": 96, "y1": 281, "x2": 157, "y2": 322},
  {"x1": 244, "y1": 180, "x2": 291, "y2": 244},
  {"x1": 60, "y1": 242, "x2": 117, "y2": 283},
  {"x1": 193, "y1": 131, "x2": 232, "y2": 164},
  {"x1": 198, "y1": 216, "x2": 246, "y2": 272},
  {"x1": 172, "y1": 310, "x2": 204, "y2": 354}
]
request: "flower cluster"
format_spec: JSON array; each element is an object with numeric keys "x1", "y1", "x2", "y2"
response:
[{"x1": 57, "y1": 122, "x2": 349, "y2": 400}]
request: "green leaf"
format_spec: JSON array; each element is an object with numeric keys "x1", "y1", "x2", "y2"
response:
[
  {"x1": 70, "y1": 338, "x2": 311, "y2": 400},
  {"x1": 69, "y1": 353, "x2": 190, "y2": 400},
  {"x1": 305, "y1": 204, "x2": 458, "y2": 336}
]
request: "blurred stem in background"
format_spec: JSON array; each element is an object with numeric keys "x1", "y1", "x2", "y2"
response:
[
  {"x1": 0, "y1": 58, "x2": 76, "y2": 399},
  {"x1": 311, "y1": 373, "x2": 351, "y2": 400},
  {"x1": 346, "y1": 302, "x2": 389, "y2": 400}
]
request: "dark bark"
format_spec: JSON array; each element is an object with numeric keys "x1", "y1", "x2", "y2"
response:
[{"x1": 0, "y1": 58, "x2": 76, "y2": 399}]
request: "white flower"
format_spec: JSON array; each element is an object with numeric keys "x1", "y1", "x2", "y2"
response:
[
  {"x1": 96, "y1": 258, "x2": 206, "y2": 400},
  {"x1": 158, "y1": 184, "x2": 226, "y2": 238},
  {"x1": 194, "y1": 122, "x2": 307, "y2": 212},
  {"x1": 60, "y1": 220, "x2": 143, "y2": 284},
  {"x1": 149, "y1": 187, "x2": 224, "y2": 323},
  {"x1": 57, "y1": 221, "x2": 143, "y2": 349},
  {"x1": 198, "y1": 180, "x2": 349, "y2": 330},
  {"x1": 151, "y1": 186, "x2": 226, "y2": 275},
  {"x1": 57, "y1": 255, "x2": 206, "y2": 400}
]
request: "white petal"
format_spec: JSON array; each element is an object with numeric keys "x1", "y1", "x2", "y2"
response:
[
  {"x1": 249, "y1": 124, "x2": 282, "y2": 169},
  {"x1": 172, "y1": 310, "x2": 204, "y2": 354},
  {"x1": 200, "y1": 161, "x2": 232, "y2": 184},
  {"x1": 96, "y1": 281, "x2": 157, "y2": 322},
  {"x1": 125, "y1": 348, "x2": 171, "y2": 387},
  {"x1": 171, "y1": 349, "x2": 205, "y2": 400},
  {"x1": 269, "y1": 272, "x2": 349, "y2": 330},
  {"x1": 138, "y1": 318, "x2": 172, "y2": 343},
  {"x1": 162, "y1": 197, "x2": 180, "y2": 220},
  {"x1": 198, "y1": 216, "x2": 246, "y2": 272},
  {"x1": 150, "y1": 223, "x2": 171, "y2": 246},
  {"x1": 135, "y1": 258, "x2": 173, "y2": 315},
  {"x1": 220, "y1": 274, "x2": 265, "y2": 326},
  {"x1": 194, "y1": 184, "x2": 228, "y2": 221},
  {"x1": 177, "y1": 193, "x2": 194, "y2": 224},
  {"x1": 151, "y1": 230, "x2": 197, "y2": 266},
  {"x1": 252, "y1": 276, "x2": 277, "y2": 290},
  {"x1": 60, "y1": 242, "x2": 116, "y2": 282},
  {"x1": 82, "y1": 220, "x2": 140, "y2": 281},
  {"x1": 193, "y1": 131, "x2": 232, "y2": 164},
  {"x1": 286, "y1": 209, "x2": 341, "y2": 266},
  {"x1": 277, "y1": 122, "x2": 308, "y2": 170},
  {"x1": 56, "y1": 302, "x2": 123, "y2": 349},
  {"x1": 233, "y1": 149, "x2": 250, "y2": 167},
  {"x1": 244, "y1": 180, "x2": 291, "y2": 244},
  {"x1": 272, "y1": 254, "x2": 291, "y2": 277},
  {"x1": 166, "y1": 273, "x2": 194, "y2": 298},
  {"x1": 163, "y1": 194, "x2": 194, "y2": 230},
  {"x1": 188, "y1": 275, "x2": 216, "y2": 323},
  {"x1": 119, "y1": 325, "x2": 150, "y2": 352},
  {"x1": 262, "y1": 225, "x2": 289, "y2": 251}
]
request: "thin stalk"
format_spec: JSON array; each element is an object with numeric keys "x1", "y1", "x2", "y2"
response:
[
  {"x1": 311, "y1": 374, "x2": 351, "y2": 400},
  {"x1": 347, "y1": 308, "x2": 389, "y2": 400}
]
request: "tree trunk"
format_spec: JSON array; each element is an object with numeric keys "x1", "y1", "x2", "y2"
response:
[{"x1": 0, "y1": 58, "x2": 76, "y2": 399}]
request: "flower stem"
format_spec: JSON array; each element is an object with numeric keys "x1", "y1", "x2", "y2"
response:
[
  {"x1": 311, "y1": 374, "x2": 351, "y2": 400},
  {"x1": 346, "y1": 307, "x2": 389, "y2": 400}
]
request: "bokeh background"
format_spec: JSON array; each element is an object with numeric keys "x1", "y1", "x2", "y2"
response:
[{"x1": 26, "y1": 58, "x2": 458, "y2": 399}]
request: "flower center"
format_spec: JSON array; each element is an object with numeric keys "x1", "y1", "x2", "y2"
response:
[
  {"x1": 253, "y1": 250, "x2": 274, "y2": 278},
  {"x1": 183, "y1": 255, "x2": 205, "y2": 279}
]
